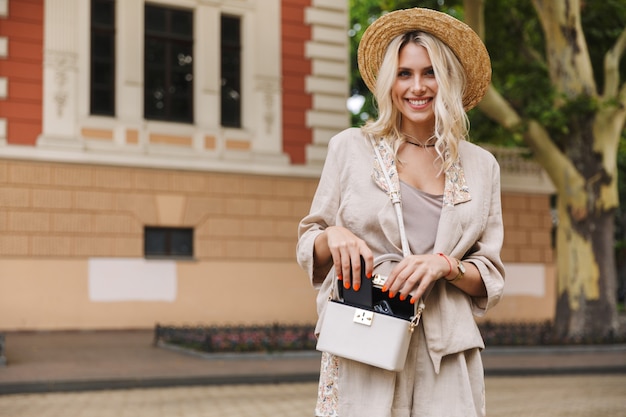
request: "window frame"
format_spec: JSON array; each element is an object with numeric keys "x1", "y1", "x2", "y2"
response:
[
  {"x1": 143, "y1": 4, "x2": 195, "y2": 124},
  {"x1": 74, "y1": 1, "x2": 286, "y2": 172},
  {"x1": 220, "y1": 14, "x2": 242, "y2": 128},
  {"x1": 89, "y1": 0, "x2": 116, "y2": 116},
  {"x1": 144, "y1": 226, "x2": 195, "y2": 260}
]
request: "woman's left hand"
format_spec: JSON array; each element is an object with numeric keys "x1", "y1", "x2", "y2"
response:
[{"x1": 383, "y1": 254, "x2": 450, "y2": 303}]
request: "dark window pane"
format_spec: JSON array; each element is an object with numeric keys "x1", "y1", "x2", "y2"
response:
[
  {"x1": 92, "y1": 33, "x2": 113, "y2": 56},
  {"x1": 145, "y1": 39, "x2": 165, "y2": 64},
  {"x1": 145, "y1": 6, "x2": 166, "y2": 32},
  {"x1": 144, "y1": 5, "x2": 193, "y2": 123},
  {"x1": 92, "y1": 64, "x2": 111, "y2": 85},
  {"x1": 91, "y1": 94, "x2": 113, "y2": 115},
  {"x1": 221, "y1": 16, "x2": 240, "y2": 43},
  {"x1": 171, "y1": 229, "x2": 193, "y2": 256},
  {"x1": 90, "y1": 0, "x2": 115, "y2": 116},
  {"x1": 171, "y1": 9, "x2": 193, "y2": 36},
  {"x1": 221, "y1": 15, "x2": 241, "y2": 127},
  {"x1": 145, "y1": 229, "x2": 168, "y2": 256},
  {"x1": 145, "y1": 227, "x2": 193, "y2": 258},
  {"x1": 92, "y1": 1, "x2": 114, "y2": 26}
]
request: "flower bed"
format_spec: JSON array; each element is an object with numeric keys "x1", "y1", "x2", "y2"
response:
[
  {"x1": 154, "y1": 320, "x2": 626, "y2": 355},
  {"x1": 154, "y1": 323, "x2": 318, "y2": 353}
]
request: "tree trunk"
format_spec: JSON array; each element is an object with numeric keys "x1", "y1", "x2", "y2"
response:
[
  {"x1": 464, "y1": 0, "x2": 624, "y2": 341},
  {"x1": 540, "y1": 114, "x2": 618, "y2": 343},
  {"x1": 524, "y1": 109, "x2": 621, "y2": 341},
  {"x1": 553, "y1": 114, "x2": 619, "y2": 341},
  {"x1": 554, "y1": 203, "x2": 618, "y2": 341}
]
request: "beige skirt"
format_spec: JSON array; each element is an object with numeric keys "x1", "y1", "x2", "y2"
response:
[{"x1": 315, "y1": 324, "x2": 485, "y2": 417}]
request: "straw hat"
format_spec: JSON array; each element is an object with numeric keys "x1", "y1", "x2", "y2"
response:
[{"x1": 357, "y1": 8, "x2": 491, "y2": 110}]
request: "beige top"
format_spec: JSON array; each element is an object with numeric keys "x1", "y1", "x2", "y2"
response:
[
  {"x1": 297, "y1": 127, "x2": 505, "y2": 373},
  {"x1": 400, "y1": 180, "x2": 442, "y2": 255}
]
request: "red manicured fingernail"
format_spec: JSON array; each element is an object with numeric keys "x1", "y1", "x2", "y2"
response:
[
  {"x1": 410, "y1": 297, "x2": 416, "y2": 305},
  {"x1": 344, "y1": 281, "x2": 350, "y2": 289},
  {"x1": 381, "y1": 285, "x2": 388, "y2": 292},
  {"x1": 353, "y1": 283, "x2": 360, "y2": 291},
  {"x1": 337, "y1": 275, "x2": 343, "y2": 281},
  {"x1": 399, "y1": 294, "x2": 407, "y2": 301},
  {"x1": 366, "y1": 272, "x2": 372, "y2": 279},
  {"x1": 389, "y1": 291, "x2": 396, "y2": 299}
]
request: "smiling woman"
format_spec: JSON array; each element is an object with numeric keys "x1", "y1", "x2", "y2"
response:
[{"x1": 297, "y1": 7, "x2": 503, "y2": 417}]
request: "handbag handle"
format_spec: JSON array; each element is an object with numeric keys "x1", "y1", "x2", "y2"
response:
[{"x1": 370, "y1": 137, "x2": 426, "y2": 322}]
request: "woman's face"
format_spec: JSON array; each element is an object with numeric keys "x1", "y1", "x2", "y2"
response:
[{"x1": 391, "y1": 42, "x2": 438, "y2": 131}]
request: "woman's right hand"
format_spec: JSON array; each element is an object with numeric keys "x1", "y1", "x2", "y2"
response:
[{"x1": 314, "y1": 226, "x2": 373, "y2": 291}]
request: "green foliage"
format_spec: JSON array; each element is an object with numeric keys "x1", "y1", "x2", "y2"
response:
[
  {"x1": 472, "y1": 0, "x2": 548, "y2": 146},
  {"x1": 581, "y1": 0, "x2": 626, "y2": 92}
]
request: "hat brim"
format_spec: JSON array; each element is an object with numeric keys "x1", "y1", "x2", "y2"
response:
[{"x1": 357, "y1": 8, "x2": 491, "y2": 111}]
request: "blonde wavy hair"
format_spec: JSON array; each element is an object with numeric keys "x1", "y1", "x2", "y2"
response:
[{"x1": 362, "y1": 31, "x2": 469, "y2": 173}]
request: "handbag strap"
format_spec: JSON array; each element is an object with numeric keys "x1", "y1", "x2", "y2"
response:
[
  {"x1": 370, "y1": 138, "x2": 411, "y2": 257},
  {"x1": 370, "y1": 137, "x2": 426, "y2": 323}
]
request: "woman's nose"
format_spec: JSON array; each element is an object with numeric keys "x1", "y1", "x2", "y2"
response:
[{"x1": 411, "y1": 76, "x2": 426, "y2": 94}]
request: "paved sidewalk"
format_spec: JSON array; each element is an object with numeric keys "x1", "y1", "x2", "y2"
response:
[
  {"x1": 1, "y1": 376, "x2": 625, "y2": 417},
  {"x1": 0, "y1": 330, "x2": 320, "y2": 394},
  {"x1": 0, "y1": 331, "x2": 625, "y2": 417},
  {"x1": 0, "y1": 330, "x2": 625, "y2": 395}
]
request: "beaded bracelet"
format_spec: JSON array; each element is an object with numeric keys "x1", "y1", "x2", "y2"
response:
[{"x1": 437, "y1": 253, "x2": 452, "y2": 279}]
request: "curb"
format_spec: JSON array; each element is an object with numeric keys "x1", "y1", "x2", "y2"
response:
[
  {"x1": 0, "y1": 373, "x2": 321, "y2": 395},
  {"x1": 1, "y1": 344, "x2": 624, "y2": 395}
]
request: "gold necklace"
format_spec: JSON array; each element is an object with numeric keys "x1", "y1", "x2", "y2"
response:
[
  {"x1": 405, "y1": 140, "x2": 435, "y2": 148},
  {"x1": 402, "y1": 132, "x2": 436, "y2": 148}
]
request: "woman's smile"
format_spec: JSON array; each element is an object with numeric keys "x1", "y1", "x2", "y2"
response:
[{"x1": 406, "y1": 97, "x2": 432, "y2": 108}]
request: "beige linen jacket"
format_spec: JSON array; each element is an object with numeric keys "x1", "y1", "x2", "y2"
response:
[{"x1": 297, "y1": 127, "x2": 505, "y2": 373}]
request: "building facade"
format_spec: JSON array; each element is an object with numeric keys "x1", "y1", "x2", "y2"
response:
[{"x1": 0, "y1": 0, "x2": 555, "y2": 330}]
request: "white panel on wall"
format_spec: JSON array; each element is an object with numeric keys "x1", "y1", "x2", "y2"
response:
[
  {"x1": 88, "y1": 258, "x2": 177, "y2": 302},
  {"x1": 0, "y1": 38, "x2": 7, "y2": 57},
  {"x1": 0, "y1": 77, "x2": 7, "y2": 97},
  {"x1": 502, "y1": 263, "x2": 546, "y2": 297}
]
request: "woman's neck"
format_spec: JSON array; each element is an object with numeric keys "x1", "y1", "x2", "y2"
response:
[
  {"x1": 401, "y1": 131, "x2": 436, "y2": 147},
  {"x1": 399, "y1": 123, "x2": 435, "y2": 145}
]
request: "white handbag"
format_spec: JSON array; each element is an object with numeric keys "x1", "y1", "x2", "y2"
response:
[
  {"x1": 315, "y1": 138, "x2": 426, "y2": 372},
  {"x1": 316, "y1": 299, "x2": 417, "y2": 371}
]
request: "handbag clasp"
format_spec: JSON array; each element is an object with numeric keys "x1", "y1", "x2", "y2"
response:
[
  {"x1": 353, "y1": 309, "x2": 374, "y2": 326},
  {"x1": 372, "y1": 273, "x2": 387, "y2": 288}
]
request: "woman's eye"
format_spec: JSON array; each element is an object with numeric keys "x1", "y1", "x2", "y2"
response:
[
  {"x1": 397, "y1": 70, "x2": 411, "y2": 77},
  {"x1": 425, "y1": 68, "x2": 435, "y2": 76}
]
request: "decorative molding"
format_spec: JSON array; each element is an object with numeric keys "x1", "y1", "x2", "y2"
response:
[
  {"x1": 0, "y1": 143, "x2": 322, "y2": 178},
  {"x1": 0, "y1": 119, "x2": 6, "y2": 143},
  {"x1": 81, "y1": 128, "x2": 114, "y2": 141},
  {"x1": 149, "y1": 134, "x2": 193, "y2": 147},
  {"x1": 483, "y1": 145, "x2": 555, "y2": 194},
  {"x1": 126, "y1": 129, "x2": 139, "y2": 144},
  {"x1": 0, "y1": 77, "x2": 6, "y2": 98},
  {"x1": 311, "y1": 0, "x2": 347, "y2": 11},
  {"x1": 255, "y1": 77, "x2": 280, "y2": 135},
  {"x1": 0, "y1": 37, "x2": 7, "y2": 57},
  {"x1": 304, "y1": 3, "x2": 350, "y2": 165},
  {"x1": 225, "y1": 139, "x2": 251, "y2": 151},
  {"x1": 204, "y1": 136, "x2": 216, "y2": 149},
  {"x1": 45, "y1": 51, "x2": 78, "y2": 119}
]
